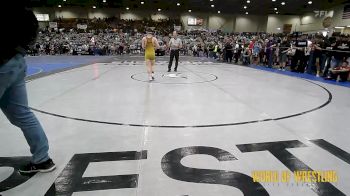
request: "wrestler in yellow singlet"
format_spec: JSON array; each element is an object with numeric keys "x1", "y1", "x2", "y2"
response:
[
  {"x1": 145, "y1": 36, "x2": 155, "y2": 61},
  {"x1": 142, "y1": 32, "x2": 159, "y2": 81}
]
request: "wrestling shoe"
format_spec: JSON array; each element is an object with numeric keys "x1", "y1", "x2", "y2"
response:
[{"x1": 19, "y1": 159, "x2": 56, "y2": 174}]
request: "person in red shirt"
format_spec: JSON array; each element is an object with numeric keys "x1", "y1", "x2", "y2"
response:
[
  {"x1": 249, "y1": 38, "x2": 255, "y2": 51},
  {"x1": 326, "y1": 61, "x2": 350, "y2": 82}
]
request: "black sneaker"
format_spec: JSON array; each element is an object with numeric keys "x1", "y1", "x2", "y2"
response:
[
  {"x1": 167, "y1": 69, "x2": 171, "y2": 72},
  {"x1": 174, "y1": 69, "x2": 177, "y2": 72},
  {"x1": 19, "y1": 159, "x2": 56, "y2": 174}
]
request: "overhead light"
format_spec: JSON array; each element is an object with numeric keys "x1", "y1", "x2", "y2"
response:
[
  {"x1": 63, "y1": 0, "x2": 66, "y2": 1},
  {"x1": 177, "y1": 2, "x2": 180, "y2": 6},
  {"x1": 58, "y1": 4, "x2": 62, "y2": 7},
  {"x1": 218, "y1": 10, "x2": 221, "y2": 13},
  {"x1": 92, "y1": 6, "x2": 96, "y2": 8},
  {"x1": 141, "y1": 1, "x2": 144, "y2": 4},
  {"x1": 210, "y1": 0, "x2": 213, "y2": 1},
  {"x1": 103, "y1": 0, "x2": 106, "y2": 2},
  {"x1": 126, "y1": 7, "x2": 129, "y2": 10},
  {"x1": 246, "y1": 12, "x2": 249, "y2": 14},
  {"x1": 274, "y1": 7, "x2": 278, "y2": 10},
  {"x1": 244, "y1": 6, "x2": 247, "y2": 9},
  {"x1": 335, "y1": 26, "x2": 345, "y2": 29},
  {"x1": 247, "y1": 0, "x2": 250, "y2": 3},
  {"x1": 281, "y1": 2, "x2": 285, "y2": 5},
  {"x1": 188, "y1": 9, "x2": 192, "y2": 12},
  {"x1": 276, "y1": 11, "x2": 279, "y2": 14},
  {"x1": 272, "y1": 0, "x2": 276, "y2": 1},
  {"x1": 308, "y1": 1, "x2": 312, "y2": 4},
  {"x1": 211, "y1": 4, "x2": 215, "y2": 7},
  {"x1": 347, "y1": 25, "x2": 350, "y2": 27},
  {"x1": 158, "y1": 8, "x2": 161, "y2": 11},
  {"x1": 277, "y1": 27, "x2": 281, "y2": 30}
]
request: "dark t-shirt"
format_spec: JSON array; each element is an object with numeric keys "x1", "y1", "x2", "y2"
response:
[
  {"x1": 313, "y1": 41, "x2": 325, "y2": 57},
  {"x1": 279, "y1": 41, "x2": 290, "y2": 54},
  {"x1": 0, "y1": 5, "x2": 38, "y2": 64},
  {"x1": 266, "y1": 41, "x2": 274, "y2": 53},
  {"x1": 333, "y1": 42, "x2": 349, "y2": 59},
  {"x1": 225, "y1": 43, "x2": 233, "y2": 54}
]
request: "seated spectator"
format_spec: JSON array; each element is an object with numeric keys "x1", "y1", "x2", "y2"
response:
[{"x1": 325, "y1": 61, "x2": 350, "y2": 82}]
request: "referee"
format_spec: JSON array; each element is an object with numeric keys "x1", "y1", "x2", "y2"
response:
[{"x1": 168, "y1": 31, "x2": 182, "y2": 72}]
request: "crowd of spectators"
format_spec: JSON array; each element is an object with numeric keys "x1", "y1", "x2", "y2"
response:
[
  {"x1": 30, "y1": 17, "x2": 181, "y2": 56},
  {"x1": 28, "y1": 17, "x2": 350, "y2": 82},
  {"x1": 215, "y1": 32, "x2": 350, "y2": 82},
  {"x1": 185, "y1": 32, "x2": 350, "y2": 82}
]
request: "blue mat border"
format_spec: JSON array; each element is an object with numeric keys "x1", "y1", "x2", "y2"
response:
[{"x1": 249, "y1": 64, "x2": 350, "y2": 88}]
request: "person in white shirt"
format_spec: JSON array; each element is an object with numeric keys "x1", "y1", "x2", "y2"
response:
[{"x1": 168, "y1": 31, "x2": 182, "y2": 72}]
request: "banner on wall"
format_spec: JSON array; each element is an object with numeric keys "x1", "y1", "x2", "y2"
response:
[
  {"x1": 314, "y1": 11, "x2": 329, "y2": 18},
  {"x1": 188, "y1": 18, "x2": 204, "y2": 26},
  {"x1": 35, "y1": 14, "x2": 49, "y2": 21},
  {"x1": 77, "y1": 24, "x2": 88, "y2": 30},
  {"x1": 49, "y1": 22, "x2": 57, "y2": 28},
  {"x1": 313, "y1": 10, "x2": 334, "y2": 18},
  {"x1": 283, "y1": 24, "x2": 293, "y2": 34},
  {"x1": 342, "y1": 5, "x2": 350, "y2": 19}
]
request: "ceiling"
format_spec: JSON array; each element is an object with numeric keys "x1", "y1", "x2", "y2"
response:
[{"x1": 29, "y1": 0, "x2": 349, "y2": 15}]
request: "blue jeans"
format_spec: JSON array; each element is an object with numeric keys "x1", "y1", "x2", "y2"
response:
[
  {"x1": 306, "y1": 52, "x2": 313, "y2": 74},
  {"x1": 307, "y1": 52, "x2": 326, "y2": 75},
  {"x1": 267, "y1": 50, "x2": 273, "y2": 68},
  {"x1": 0, "y1": 54, "x2": 50, "y2": 164}
]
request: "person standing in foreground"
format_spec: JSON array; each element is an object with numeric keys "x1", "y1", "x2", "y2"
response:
[
  {"x1": 0, "y1": 4, "x2": 56, "y2": 174},
  {"x1": 266, "y1": 37, "x2": 276, "y2": 68},
  {"x1": 142, "y1": 31, "x2": 160, "y2": 81},
  {"x1": 168, "y1": 31, "x2": 183, "y2": 72}
]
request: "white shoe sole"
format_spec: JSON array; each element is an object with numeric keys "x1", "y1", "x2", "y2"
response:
[{"x1": 19, "y1": 165, "x2": 56, "y2": 174}]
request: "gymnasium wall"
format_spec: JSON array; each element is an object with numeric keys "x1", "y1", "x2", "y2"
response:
[
  {"x1": 266, "y1": 15, "x2": 301, "y2": 33},
  {"x1": 235, "y1": 15, "x2": 268, "y2": 32},
  {"x1": 208, "y1": 14, "x2": 235, "y2": 32},
  {"x1": 120, "y1": 11, "x2": 149, "y2": 20},
  {"x1": 88, "y1": 8, "x2": 119, "y2": 19}
]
